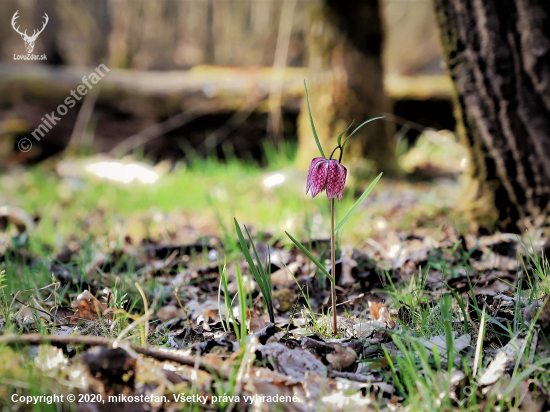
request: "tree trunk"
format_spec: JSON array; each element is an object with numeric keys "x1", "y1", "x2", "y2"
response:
[
  {"x1": 297, "y1": 1, "x2": 396, "y2": 175},
  {"x1": 433, "y1": 0, "x2": 550, "y2": 232},
  {"x1": 35, "y1": 0, "x2": 63, "y2": 65}
]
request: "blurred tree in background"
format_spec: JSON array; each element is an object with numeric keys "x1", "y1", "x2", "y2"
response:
[
  {"x1": 433, "y1": 0, "x2": 550, "y2": 232},
  {"x1": 296, "y1": 0, "x2": 397, "y2": 175},
  {"x1": 0, "y1": 0, "x2": 449, "y2": 174}
]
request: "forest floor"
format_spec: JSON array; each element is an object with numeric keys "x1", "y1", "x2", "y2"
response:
[{"x1": 1, "y1": 133, "x2": 549, "y2": 411}]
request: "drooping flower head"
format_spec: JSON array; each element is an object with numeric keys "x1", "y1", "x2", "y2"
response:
[
  {"x1": 306, "y1": 157, "x2": 347, "y2": 201},
  {"x1": 302, "y1": 80, "x2": 383, "y2": 203}
]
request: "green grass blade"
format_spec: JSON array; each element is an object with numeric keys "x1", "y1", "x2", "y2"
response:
[
  {"x1": 469, "y1": 304, "x2": 509, "y2": 333},
  {"x1": 285, "y1": 262, "x2": 321, "y2": 332},
  {"x1": 442, "y1": 294, "x2": 454, "y2": 371},
  {"x1": 243, "y1": 224, "x2": 274, "y2": 323},
  {"x1": 341, "y1": 117, "x2": 384, "y2": 152},
  {"x1": 512, "y1": 296, "x2": 549, "y2": 380},
  {"x1": 266, "y1": 245, "x2": 273, "y2": 304},
  {"x1": 336, "y1": 121, "x2": 354, "y2": 147},
  {"x1": 335, "y1": 173, "x2": 382, "y2": 233},
  {"x1": 218, "y1": 258, "x2": 233, "y2": 333},
  {"x1": 285, "y1": 231, "x2": 334, "y2": 283},
  {"x1": 234, "y1": 218, "x2": 265, "y2": 290},
  {"x1": 501, "y1": 357, "x2": 550, "y2": 399},
  {"x1": 304, "y1": 81, "x2": 325, "y2": 158},
  {"x1": 235, "y1": 264, "x2": 248, "y2": 347},
  {"x1": 443, "y1": 282, "x2": 468, "y2": 334},
  {"x1": 234, "y1": 218, "x2": 274, "y2": 323},
  {"x1": 243, "y1": 225, "x2": 266, "y2": 280},
  {"x1": 382, "y1": 346, "x2": 406, "y2": 395},
  {"x1": 218, "y1": 275, "x2": 226, "y2": 332}
]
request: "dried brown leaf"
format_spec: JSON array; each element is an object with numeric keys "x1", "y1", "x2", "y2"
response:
[
  {"x1": 326, "y1": 344, "x2": 357, "y2": 371},
  {"x1": 157, "y1": 305, "x2": 182, "y2": 323},
  {"x1": 70, "y1": 290, "x2": 109, "y2": 321},
  {"x1": 249, "y1": 309, "x2": 268, "y2": 333}
]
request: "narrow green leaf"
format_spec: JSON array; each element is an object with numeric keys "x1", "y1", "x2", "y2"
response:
[
  {"x1": 502, "y1": 358, "x2": 550, "y2": 399},
  {"x1": 219, "y1": 259, "x2": 238, "y2": 337},
  {"x1": 244, "y1": 225, "x2": 267, "y2": 280},
  {"x1": 243, "y1": 225, "x2": 274, "y2": 322},
  {"x1": 285, "y1": 231, "x2": 335, "y2": 283},
  {"x1": 341, "y1": 116, "x2": 384, "y2": 152},
  {"x1": 217, "y1": 260, "x2": 227, "y2": 332},
  {"x1": 512, "y1": 296, "x2": 548, "y2": 380},
  {"x1": 304, "y1": 81, "x2": 325, "y2": 158},
  {"x1": 234, "y1": 218, "x2": 274, "y2": 323},
  {"x1": 336, "y1": 121, "x2": 354, "y2": 147},
  {"x1": 442, "y1": 295, "x2": 455, "y2": 370},
  {"x1": 284, "y1": 262, "x2": 321, "y2": 332},
  {"x1": 266, "y1": 245, "x2": 273, "y2": 302},
  {"x1": 335, "y1": 173, "x2": 382, "y2": 233},
  {"x1": 443, "y1": 282, "x2": 469, "y2": 334},
  {"x1": 234, "y1": 219, "x2": 266, "y2": 293},
  {"x1": 470, "y1": 304, "x2": 508, "y2": 333},
  {"x1": 235, "y1": 264, "x2": 248, "y2": 345}
]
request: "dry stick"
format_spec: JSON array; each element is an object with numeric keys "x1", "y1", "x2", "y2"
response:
[
  {"x1": 119, "y1": 342, "x2": 175, "y2": 392},
  {"x1": 134, "y1": 282, "x2": 150, "y2": 346},
  {"x1": 173, "y1": 286, "x2": 192, "y2": 327},
  {"x1": 195, "y1": 93, "x2": 265, "y2": 154},
  {"x1": 109, "y1": 108, "x2": 207, "y2": 157},
  {"x1": 0, "y1": 333, "x2": 218, "y2": 374},
  {"x1": 10, "y1": 295, "x2": 56, "y2": 323},
  {"x1": 66, "y1": 88, "x2": 100, "y2": 152},
  {"x1": 330, "y1": 198, "x2": 337, "y2": 337},
  {"x1": 328, "y1": 370, "x2": 382, "y2": 383}
]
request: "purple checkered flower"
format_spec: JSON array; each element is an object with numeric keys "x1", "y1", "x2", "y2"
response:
[{"x1": 306, "y1": 157, "x2": 347, "y2": 201}]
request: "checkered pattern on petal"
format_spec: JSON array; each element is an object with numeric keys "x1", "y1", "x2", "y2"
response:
[
  {"x1": 309, "y1": 159, "x2": 329, "y2": 198},
  {"x1": 326, "y1": 160, "x2": 347, "y2": 201},
  {"x1": 336, "y1": 163, "x2": 347, "y2": 201},
  {"x1": 306, "y1": 157, "x2": 326, "y2": 195}
]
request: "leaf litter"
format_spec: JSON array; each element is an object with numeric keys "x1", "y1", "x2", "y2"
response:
[{"x1": 1, "y1": 178, "x2": 550, "y2": 411}]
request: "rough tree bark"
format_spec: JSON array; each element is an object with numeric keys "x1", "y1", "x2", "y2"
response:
[
  {"x1": 433, "y1": 0, "x2": 550, "y2": 232},
  {"x1": 296, "y1": 1, "x2": 396, "y2": 175}
]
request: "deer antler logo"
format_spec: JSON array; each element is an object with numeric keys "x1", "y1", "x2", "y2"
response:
[{"x1": 11, "y1": 10, "x2": 49, "y2": 54}]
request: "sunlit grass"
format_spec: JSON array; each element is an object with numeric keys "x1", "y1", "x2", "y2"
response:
[{"x1": 1, "y1": 151, "x2": 391, "y2": 250}]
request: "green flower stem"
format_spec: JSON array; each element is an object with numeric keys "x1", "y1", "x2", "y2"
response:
[{"x1": 330, "y1": 198, "x2": 337, "y2": 337}]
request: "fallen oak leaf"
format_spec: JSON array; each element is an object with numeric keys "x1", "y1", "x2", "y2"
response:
[
  {"x1": 378, "y1": 306, "x2": 390, "y2": 323},
  {"x1": 419, "y1": 333, "x2": 471, "y2": 358},
  {"x1": 368, "y1": 301, "x2": 382, "y2": 320},
  {"x1": 257, "y1": 342, "x2": 327, "y2": 380},
  {"x1": 70, "y1": 290, "x2": 109, "y2": 321},
  {"x1": 369, "y1": 301, "x2": 389, "y2": 322},
  {"x1": 326, "y1": 344, "x2": 357, "y2": 371},
  {"x1": 478, "y1": 351, "x2": 509, "y2": 386},
  {"x1": 157, "y1": 305, "x2": 182, "y2": 323},
  {"x1": 478, "y1": 336, "x2": 525, "y2": 386},
  {"x1": 249, "y1": 308, "x2": 268, "y2": 333}
]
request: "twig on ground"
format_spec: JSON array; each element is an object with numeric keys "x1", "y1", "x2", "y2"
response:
[
  {"x1": 328, "y1": 370, "x2": 381, "y2": 383},
  {"x1": 10, "y1": 294, "x2": 56, "y2": 323},
  {"x1": 0, "y1": 333, "x2": 218, "y2": 374}
]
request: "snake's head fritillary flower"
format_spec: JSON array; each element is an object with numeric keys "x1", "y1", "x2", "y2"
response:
[{"x1": 306, "y1": 157, "x2": 347, "y2": 201}]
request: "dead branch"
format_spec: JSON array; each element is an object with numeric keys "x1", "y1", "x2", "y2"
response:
[
  {"x1": 0, "y1": 333, "x2": 215, "y2": 373},
  {"x1": 328, "y1": 370, "x2": 382, "y2": 383}
]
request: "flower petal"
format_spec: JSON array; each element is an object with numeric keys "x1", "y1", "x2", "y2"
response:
[
  {"x1": 310, "y1": 160, "x2": 328, "y2": 198},
  {"x1": 336, "y1": 164, "x2": 347, "y2": 201},
  {"x1": 326, "y1": 160, "x2": 347, "y2": 201},
  {"x1": 306, "y1": 157, "x2": 326, "y2": 194}
]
